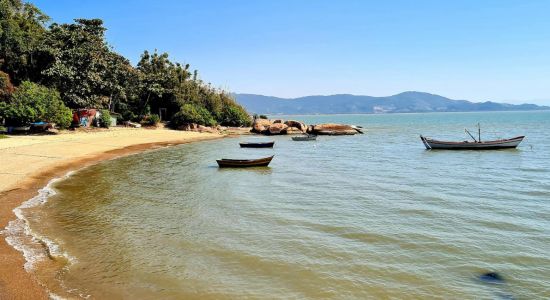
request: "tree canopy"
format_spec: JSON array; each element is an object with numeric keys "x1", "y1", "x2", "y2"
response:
[{"x1": 0, "y1": 0, "x2": 251, "y2": 128}]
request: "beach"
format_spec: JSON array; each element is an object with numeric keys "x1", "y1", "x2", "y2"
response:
[
  {"x1": 2, "y1": 111, "x2": 545, "y2": 299},
  {"x1": 0, "y1": 127, "x2": 223, "y2": 299}
]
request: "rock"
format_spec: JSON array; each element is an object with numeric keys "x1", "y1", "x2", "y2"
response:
[
  {"x1": 306, "y1": 125, "x2": 315, "y2": 134},
  {"x1": 286, "y1": 126, "x2": 304, "y2": 134},
  {"x1": 284, "y1": 120, "x2": 307, "y2": 132},
  {"x1": 273, "y1": 119, "x2": 284, "y2": 124},
  {"x1": 268, "y1": 123, "x2": 288, "y2": 134},
  {"x1": 312, "y1": 123, "x2": 358, "y2": 135},
  {"x1": 479, "y1": 272, "x2": 505, "y2": 283},
  {"x1": 197, "y1": 125, "x2": 217, "y2": 133},
  {"x1": 252, "y1": 118, "x2": 273, "y2": 133}
]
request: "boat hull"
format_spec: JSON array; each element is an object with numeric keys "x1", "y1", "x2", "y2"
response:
[
  {"x1": 217, "y1": 155, "x2": 274, "y2": 168},
  {"x1": 292, "y1": 135, "x2": 317, "y2": 141},
  {"x1": 239, "y1": 142, "x2": 274, "y2": 148},
  {"x1": 420, "y1": 135, "x2": 524, "y2": 150}
]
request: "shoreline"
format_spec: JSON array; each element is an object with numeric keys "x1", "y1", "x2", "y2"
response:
[{"x1": 0, "y1": 128, "x2": 226, "y2": 299}]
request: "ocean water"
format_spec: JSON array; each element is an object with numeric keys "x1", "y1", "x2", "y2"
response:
[{"x1": 11, "y1": 111, "x2": 550, "y2": 299}]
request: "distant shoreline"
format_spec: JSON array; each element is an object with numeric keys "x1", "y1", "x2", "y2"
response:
[
  {"x1": 264, "y1": 109, "x2": 550, "y2": 117},
  {"x1": 236, "y1": 92, "x2": 549, "y2": 115},
  {"x1": 0, "y1": 128, "x2": 224, "y2": 299}
]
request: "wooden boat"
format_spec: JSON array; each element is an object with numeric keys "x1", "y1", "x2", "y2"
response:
[
  {"x1": 217, "y1": 155, "x2": 274, "y2": 168},
  {"x1": 239, "y1": 141, "x2": 274, "y2": 148},
  {"x1": 420, "y1": 124, "x2": 524, "y2": 150},
  {"x1": 420, "y1": 135, "x2": 525, "y2": 150},
  {"x1": 292, "y1": 134, "x2": 317, "y2": 141}
]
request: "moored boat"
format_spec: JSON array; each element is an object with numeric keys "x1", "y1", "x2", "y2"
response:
[
  {"x1": 216, "y1": 155, "x2": 274, "y2": 168},
  {"x1": 420, "y1": 135, "x2": 525, "y2": 150},
  {"x1": 292, "y1": 134, "x2": 317, "y2": 141},
  {"x1": 239, "y1": 141, "x2": 275, "y2": 148},
  {"x1": 421, "y1": 123, "x2": 525, "y2": 150}
]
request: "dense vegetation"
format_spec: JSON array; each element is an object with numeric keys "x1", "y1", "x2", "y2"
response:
[{"x1": 0, "y1": 0, "x2": 251, "y2": 128}]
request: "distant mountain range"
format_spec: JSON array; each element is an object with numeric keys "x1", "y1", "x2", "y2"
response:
[{"x1": 235, "y1": 92, "x2": 549, "y2": 115}]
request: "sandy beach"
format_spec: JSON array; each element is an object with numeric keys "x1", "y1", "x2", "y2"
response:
[{"x1": 0, "y1": 127, "x2": 224, "y2": 299}]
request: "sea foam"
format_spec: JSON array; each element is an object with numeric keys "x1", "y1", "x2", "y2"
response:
[{"x1": 1, "y1": 172, "x2": 76, "y2": 271}]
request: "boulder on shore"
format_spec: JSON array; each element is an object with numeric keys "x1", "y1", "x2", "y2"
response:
[
  {"x1": 197, "y1": 125, "x2": 218, "y2": 133},
  {"x1": 312, "y1": 123, "x2": 360, "y2": 135},
  {"x1": 268, "y1": 123, "x2": 288, "y2": 134},
  {"x1": 284, "y1": 120, "x2": 307, "y2": 133},
  {"x1": 286, "y1": 126, "x2": 304, "y2": 134},
  {"x1": 252, "y1": 118, "x2": 273, "y2": 133}
]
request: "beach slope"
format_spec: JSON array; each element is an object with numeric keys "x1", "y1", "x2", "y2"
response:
[{"x1": 0, "y1": 128, "x2": 222, "y2": 299}]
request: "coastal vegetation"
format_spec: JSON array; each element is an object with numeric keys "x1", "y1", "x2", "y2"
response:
[{"x1": 0, "y1": 0, "x2": 251, "y2": 130}]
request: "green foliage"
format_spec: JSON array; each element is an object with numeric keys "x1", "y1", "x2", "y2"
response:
[
  {"x1": 0, "y1": 2, "x2": 252, "y2": 131},
  {"x1": 171, "y1": 103, "x2": 216, "y2": 127},
  {"x1": 39, "y1": 19, "x2": 133, "y2": 109},
  {"x1": 220, "y1": 102, "x2": 252, "y2": 126},
  {"x1": 0, "y1": 0, "x2": 49, "y2": 83},
  {"x1": 0, "y1": 134, "x2": 8, "y2": 139},
  {"x1": 98, "y1": 109, "x2": 111, "y2": 128},
  {"x1": 49, "y1": 103, "x2": 72, "y2": 129},
  {"x1": 0, "y1": 81, "x2": 71, "y2": 128},
  {"x1": 145, "y1": 114, "x2": 160, "y2": 126},
  {"x1": 259, "y1": 114, "x2": 268, "y2": 119}
]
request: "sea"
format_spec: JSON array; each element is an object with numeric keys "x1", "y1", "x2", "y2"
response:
[{"x1": 4, "y1": 111, "x2": 550, "y2": 299}]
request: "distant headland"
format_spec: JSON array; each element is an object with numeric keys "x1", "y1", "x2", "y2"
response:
[{"x1": 235, "y1": 91, "x2": 549, "y2": 115}]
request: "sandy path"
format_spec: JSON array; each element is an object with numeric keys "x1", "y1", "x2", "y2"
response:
[{"x1": 0, "y1": 128, "x2": 223, "y2": 299}]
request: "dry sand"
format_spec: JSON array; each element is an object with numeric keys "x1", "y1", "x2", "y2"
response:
[{"x1": 0, "y1": 127, "x2": 224, "y2": 299}]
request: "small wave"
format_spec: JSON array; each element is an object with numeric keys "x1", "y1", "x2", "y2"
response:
[{"x1": 1, "y1": 171, "x2": 77, "y2": 271}]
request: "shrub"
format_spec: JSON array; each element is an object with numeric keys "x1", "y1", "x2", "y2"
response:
[
  {"x1": 145, "y1": 114, "x2": 160, "y2": 126},
  {"x1": 259, "y1": 114, "x2": 268, "y2": 119},
  {"x1": 220, "y1": 104, "x2": 252, "y2": 127},
  {"x1": 98, "y1": 109, "x2": 111, "y2": 128},
  {"x1": 171, "y1": 103, "x2": 216, "y2": 127},
  {"x1": 0, "y1": 81, "x2": 72, "y2": 128},
  {"x1": 49, "y1": 105, "x2": 73, "y2": 129}
]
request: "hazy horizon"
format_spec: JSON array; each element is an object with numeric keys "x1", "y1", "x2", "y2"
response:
[
  {"x1": 34, "y1": 0, "x2": 550, "y2": 105},
  {"x1": 235, "y1": 91, "x2": 549, "y2": 107}
]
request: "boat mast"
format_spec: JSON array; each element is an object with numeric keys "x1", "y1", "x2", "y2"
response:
[{"x1": 478, "y1": 123, "x2": 481, "y2": 143}]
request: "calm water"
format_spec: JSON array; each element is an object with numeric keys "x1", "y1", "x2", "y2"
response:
[{"x1": 19, "y1": 111, "x2": 550, "y2": 298}]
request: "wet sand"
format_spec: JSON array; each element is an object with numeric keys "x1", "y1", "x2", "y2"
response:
[{"x1": 0, "y1": 127, "x2": 224, "y2": 299}]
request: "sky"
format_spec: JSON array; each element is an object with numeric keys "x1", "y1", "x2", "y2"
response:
[{"x1": 33, "y1": 0, "x2": 550, "y2": 105}]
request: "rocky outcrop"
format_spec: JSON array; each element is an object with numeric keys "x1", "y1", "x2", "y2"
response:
[
  {"x1": 178, "y1": 123, "x2": 218, "y2": 133},
  {"x1": 312, "y1": 123, "x2": 362, "y2": 135},
  {"x1": 252, "y1": 118, "x2": 273, "y2": 133},
  {"x1": 252, "y1": 118, "x2": 363, "y2": 136},
  {"x1": 268, "y1": 123, "x2": 288, "y2": 134},
  {"x1": 286, "y1": 127, "x2": 304, "y2": 134},
  {"x1": 284, "y1": 120, "x2": 307, "y2": 133}
]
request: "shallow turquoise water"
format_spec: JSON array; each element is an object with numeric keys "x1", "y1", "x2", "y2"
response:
[{"x1": 24, "y1": 111, "x2": 550, "y2": 298}]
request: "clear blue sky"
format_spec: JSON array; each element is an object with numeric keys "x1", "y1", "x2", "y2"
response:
[{"x1": 33, "y1": 0, "x2": 550, "y2": 105}]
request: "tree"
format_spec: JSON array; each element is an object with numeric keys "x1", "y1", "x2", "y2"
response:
[
  {"x1": 0, "y1": 0, "x2": 49, "y2": 83},
  {"x1": 39, "y1": 19, "x2": 120, "y2": 108},
  {"x1": 136, "y1": 50, "x2": 187, "y2": 117},
  {"x1": 103, "y1": 51, "x2": 135, "y2": 112}
]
